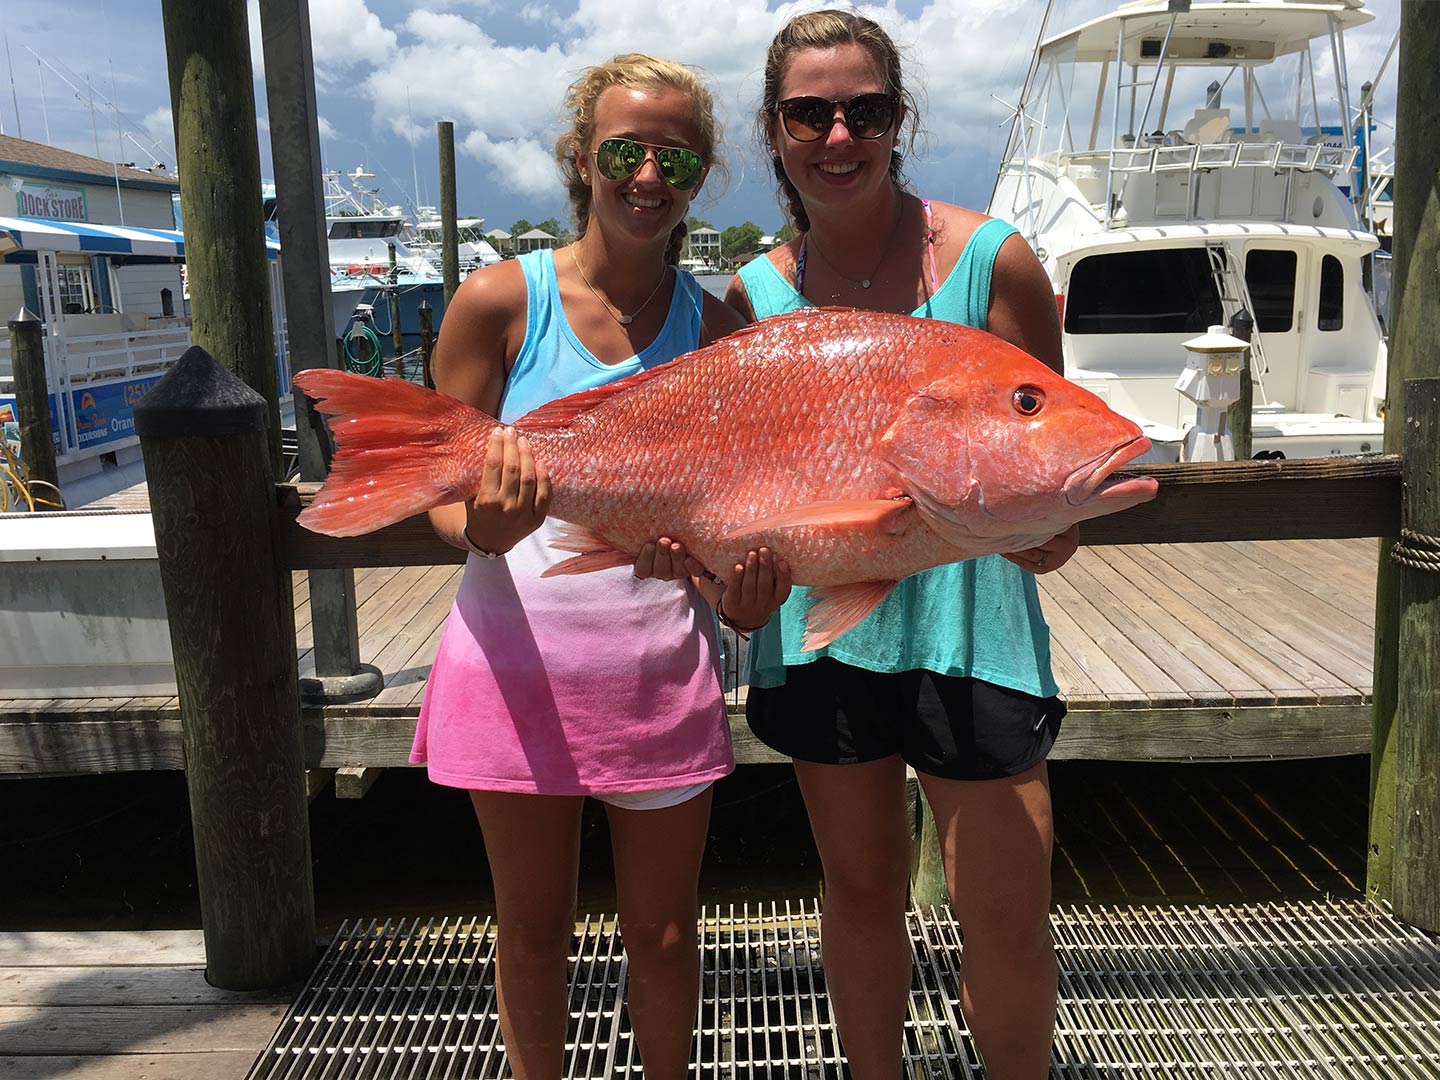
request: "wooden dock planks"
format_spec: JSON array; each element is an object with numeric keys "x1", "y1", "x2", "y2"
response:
[
  {"x1": 0, "y1": 930, "x2": 291, "y2": 1079},
  {"x1": 0, "y1": 539, "x2": 1381, "y2": 770}
]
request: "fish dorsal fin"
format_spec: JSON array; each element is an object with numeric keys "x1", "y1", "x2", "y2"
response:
[
  {"x1": 704, "y1": 305, "x2": 860, "y2": 347},
  {"x1": 720, "y1": 497, "x2": 913, "y2": 542},
  {"x1": 520, "y1": 362, "x2": 685, "y2": 430}
]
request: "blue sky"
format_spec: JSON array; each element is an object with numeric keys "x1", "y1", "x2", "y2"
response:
[{"x1": 3, "y1": 0, "x2": 1401, "y2": 235}]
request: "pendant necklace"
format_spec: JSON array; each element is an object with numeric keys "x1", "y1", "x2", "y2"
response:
[
  {"x1": 801, "y1": 196, "x2": 906, "y2": 292},
  {"x1": 571, "y1": 246, "x2": 669, "y2": 326}
]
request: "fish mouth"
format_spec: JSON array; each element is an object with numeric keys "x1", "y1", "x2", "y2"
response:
[{"x1": 1064, "y1": 436, "x2": 1157, "y2": 507}]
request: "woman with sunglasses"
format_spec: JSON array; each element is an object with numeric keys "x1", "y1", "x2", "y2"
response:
[
  {"x1": 724, "y1": 11, "x2": 1074, "y2": 1080},
  {"x1": 416, "y1": 53, "x2": 789, "y2": 1080}
]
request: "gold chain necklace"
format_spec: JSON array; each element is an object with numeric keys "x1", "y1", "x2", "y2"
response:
[
  {"x1": 804, "y1": 197, "x2": 906, "y2": 290},
  {"x1": 570, "y1": 246, "x2": 669, "y2": 326}
]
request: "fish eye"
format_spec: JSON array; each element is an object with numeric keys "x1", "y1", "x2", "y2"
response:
[{"x1": 1013, "y1": 386, "x2": 1046, "y2": 416}]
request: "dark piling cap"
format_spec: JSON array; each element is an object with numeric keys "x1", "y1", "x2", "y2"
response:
[
  {"x1": 8, "y1": 306, "x2": 40, "y2": 330},
  {"x1": 135, "y1": 345, "x2": 269, "y2": 438}
]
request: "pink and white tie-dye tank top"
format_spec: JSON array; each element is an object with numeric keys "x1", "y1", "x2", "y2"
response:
[{"x1": 410, "y1": 250, "x2": 732, "y2": 794}]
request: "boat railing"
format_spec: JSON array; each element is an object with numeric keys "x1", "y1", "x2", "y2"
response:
[
  {"x1": 1107, "y1": 140, "x2": 1359, "y2": 179},
  {"x1": 57, "y1": 328, "x2": 193, "y2": 384},
  {"x1": 1103, "y1": 141, "x2": 1359, "y2": 228},
  {"x1": 0, "y1": 326, "x2": 192, "y2": 392}
]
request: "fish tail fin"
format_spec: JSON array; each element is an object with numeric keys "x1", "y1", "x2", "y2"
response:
[
  {"x1": 802, "y1": 580, "x2": 898, "y2": 651},
  {"x1": 292, "y1": 369, "x2": 496, "y2": 536}
]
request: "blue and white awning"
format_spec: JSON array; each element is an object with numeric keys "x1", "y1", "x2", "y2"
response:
[{"x1": 0, "y1": 216, "x2": 281, "y2": 260}]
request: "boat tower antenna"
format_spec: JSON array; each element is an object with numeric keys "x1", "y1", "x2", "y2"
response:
[
  {"x1": 104, "y1": 0, "x2": 124, "y2": 226},
  {"x1": 3, "y1": 32, "x2": 19, "y2": 138},
  {"x1": 408, "y1": 85, "x2": 421, "y2": 215},
  {"x1": 989, "y1": 0, "x2": 1058, "y2": 209},
  {"x1": 36, "y1": 56, "x2": 50, "y2": 144}
]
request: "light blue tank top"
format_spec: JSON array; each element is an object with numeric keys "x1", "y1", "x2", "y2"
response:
[
  {"x1": 736, "y1": 217, "x2": 1058, "y2": 697},
  {"x1": 499, "y1": 249, "x2": 705, "y2": 423}
]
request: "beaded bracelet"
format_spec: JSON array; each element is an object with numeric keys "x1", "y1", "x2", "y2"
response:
[
  {"x1": 716, "y1": 597, "x2": 767, "y2": 640},
  {"x1": 462, "y1": 525, "x2": 506, "y2": 560}
]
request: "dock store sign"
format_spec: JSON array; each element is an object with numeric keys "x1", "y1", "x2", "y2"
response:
[{"x1": 13, "y1": 181, "x2": 87, "y2": 221}]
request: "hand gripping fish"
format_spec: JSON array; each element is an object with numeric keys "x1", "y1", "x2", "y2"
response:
[{"x1": 294, "y1": 308, "x2": 1158, "y2": 649}]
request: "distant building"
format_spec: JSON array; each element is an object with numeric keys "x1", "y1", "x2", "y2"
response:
[
  {"x1": 484, "y1": 227, "x2": 512, "y2": 255},
  {"x1": 0, "y1": 134, "x2": 181, "y2": 320},
  {"x1": 685, "y1": 225, "x2": 720, "y2": 265},
  {"x1": 514, "y1": 227, "x2": 559, "y2": 254}
]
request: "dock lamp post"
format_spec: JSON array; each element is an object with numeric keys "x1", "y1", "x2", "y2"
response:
[{"x1": 1177, "y1": 325, "x2": 1249, "y2": 462}]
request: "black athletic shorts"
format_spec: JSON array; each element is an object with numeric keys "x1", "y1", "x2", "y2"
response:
[{"x1": 745, "y1": 658, "x2": 1066, "y2": 781}]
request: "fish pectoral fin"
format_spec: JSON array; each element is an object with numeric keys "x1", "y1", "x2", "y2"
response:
[
  {"x1": 802, "y1": 580, "x2": 898, "y2": 651},
  {"x1": 720, "y1": 498, "x2": 914, "y2": 542},
  {"x1": 540, "y1": 523, "x2": 634, "y2": 577}
]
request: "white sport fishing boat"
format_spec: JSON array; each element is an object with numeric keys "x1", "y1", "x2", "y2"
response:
[{"x1": 989, "y1": 0, "x2": 1386, "y2": 461}]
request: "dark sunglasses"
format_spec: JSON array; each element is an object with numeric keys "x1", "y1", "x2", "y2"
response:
[
  {"x1": 777, "y1": 93, "x2": 899, "y2": 142},
  {"x1": 592, "y1": 137, "x2": 706, "y2": 190}
]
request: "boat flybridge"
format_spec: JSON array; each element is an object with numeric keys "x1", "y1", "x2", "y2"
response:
[{"x1": 988, "y1": 0, "x2": 1386, "y2": 461}]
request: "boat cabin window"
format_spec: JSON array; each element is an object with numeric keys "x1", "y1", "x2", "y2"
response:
[
  {"x1": 1064, "y1": 250, "x2": 1221, "y2": 335},
  {"x1": 1318, "y1": 255, "x2": 1344, "y2": 332},
  {"x1": 1243, "y1": 249, "x2": 1297, "y2": 333},
  {"x1": 328, "y1": 218, "x2": 400, "y2": 240}
]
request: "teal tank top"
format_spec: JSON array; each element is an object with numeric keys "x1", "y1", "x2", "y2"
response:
[
  {"x1": 500, "y1": 249, "x2": 704, "y2": 423},
  {"x1": 736, "y1": 216, "x2": 1059, "y2": 697}
]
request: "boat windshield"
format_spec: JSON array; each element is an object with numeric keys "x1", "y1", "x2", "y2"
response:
[{"x1": 328, "y1": 218, "x2": 403, "y2": 240}]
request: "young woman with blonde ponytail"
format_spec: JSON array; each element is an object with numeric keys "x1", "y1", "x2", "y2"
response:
[{"x1": 413, "y1": 54, "x2": 789, "y2": 1080}]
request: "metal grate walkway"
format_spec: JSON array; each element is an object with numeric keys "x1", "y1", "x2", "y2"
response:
[{"x1": 248, "y1": 899, "x2": 1440, "y2": 1079}]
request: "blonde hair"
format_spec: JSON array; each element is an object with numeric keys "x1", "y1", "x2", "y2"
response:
[
  {"x1": 756, "y1": 10, "x2": 920, "y2": 232},
  {"x1": 555, "y1": 53, "x2": 725, "y2": 265}
]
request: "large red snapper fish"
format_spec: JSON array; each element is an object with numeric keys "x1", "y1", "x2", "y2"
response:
[{"x1": 294, "y1": 308, "x2": 1157, "y2": 649}]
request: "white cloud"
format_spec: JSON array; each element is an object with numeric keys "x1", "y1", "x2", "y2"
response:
[
  {"x1": 461, "y1": 129, "x2": 562, "y2": 198},
  {"x1": 305, "y1": 0, "x2": 1403, "y2": 218},
  {"x1": 248, "y1": 0, "x2": 397, "y2": 84},
  {"x1": 308, "y1": 0, "x2": 399, "y2": 69}
]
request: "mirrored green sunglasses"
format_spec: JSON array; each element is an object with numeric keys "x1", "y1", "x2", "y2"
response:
[{"x1": 592, "y1": 138, "x2": 705, "y2": 191}]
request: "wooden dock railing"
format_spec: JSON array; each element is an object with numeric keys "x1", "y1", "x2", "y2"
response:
[{"x1": 274, "y1": 455, "x2": 1403, "y2": 571}]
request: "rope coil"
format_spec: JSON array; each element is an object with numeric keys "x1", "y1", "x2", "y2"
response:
[{"x1": 1391, "y1": 527, "x2": 1440, "y2": 573}]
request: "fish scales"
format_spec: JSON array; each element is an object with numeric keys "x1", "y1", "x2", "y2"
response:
[{"x1": 294, "y1": 308, "x2": 1158, "y2": 647}]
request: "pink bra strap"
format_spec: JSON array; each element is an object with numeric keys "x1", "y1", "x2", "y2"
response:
[{"x1": 921, "y1": 198, "x2": 938, "y2": 293}]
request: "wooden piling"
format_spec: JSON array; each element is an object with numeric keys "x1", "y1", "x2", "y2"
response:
[
  {"x1": 161, "y1": 0, "x2": 279, "y2": 472},
  {"x1": 1369, "y1": 1, "x2": 1440, "y2": 906},
  {"x1": 419, "y1": 300, "x2": 435, "y2": 390},
  {"x1": 7, "y1": 307, "x2": 57, "y2": 492},
  {"x1": 1228, "y1": 309, "x2": 1254, "y2": 462},
  {"x1": 387, "y1": 245, "x2": 405, "y2": 379},
  {"x1": 258, "y1": 0, "x2": 379, "y2": 707},
  {"x1": 438, "y1": 121, "x2": 460, "y2": 305},
  {"x1": 1393, "y1": 378, "x2": 1440, "y2": 930},
  {"x1": 911, "y1": 782, "x2": 947, "y2": 909},
  {"x1": 135, "y1": 346, "x2": 315, "y2": 990}
]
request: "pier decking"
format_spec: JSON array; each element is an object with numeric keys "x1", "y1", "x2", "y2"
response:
[
  {"x1": 0, "y1": 535, "x2": 1378, "y2": 774},
  {"x1": 7, "y1": 898, "x2": 1438, "y2": 1079}
]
